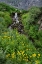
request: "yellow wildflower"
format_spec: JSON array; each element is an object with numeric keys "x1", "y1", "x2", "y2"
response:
[
  {"x1": 4, "y1": 36, "x2": 7, "y2": 38},
  {"x1": 38, "y1": 54, "x2": 40, "y2": 57},
  {"x1": 11, "y1": 52, "x2": 15, "y2": 58},
  {"x1": 17, "y1": 51, "x2": 21, "y2": 55},
  {"x1": 32, "y1": 53, "x2": 36, "y2": 57},
  {"x1": 30, "y1": 56, "x2": 32, "y2": 58},
  {"x1": 23, "y1": 58, "x2": 28, "y2": 62},
  {"x1": 21, "y1": 51, "x2": 24, "y2": 55},
  {"x1": 6, "y1": 54, "x2": 10, "y2": 58},
  {"x1": 35, "y1": 60, "x2": 40, "y2": 64}
]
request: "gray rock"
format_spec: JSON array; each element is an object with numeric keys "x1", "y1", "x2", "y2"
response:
[{"x1": 0, "y1": 0, "x2": 42, "y2": 10}]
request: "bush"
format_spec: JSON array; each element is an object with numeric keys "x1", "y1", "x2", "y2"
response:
[
  {"x1": 34, "y1": 30, "x2": 42, "y2": 48},
  {"x1": 0, "y1": 3, "x2": 20, "y2": 13},
  {"x1": 21, "y1": 7, "x2": 41, "y2": 40},
  {"x1": 0, "y1": 49, "x2": 6, "y2": 64},
  {"x1": 0, "y1": 11, "x2": 12, "y2": 27},
  {"x1": 21, "y1": 7, "x2": 41, "y2": 33}
]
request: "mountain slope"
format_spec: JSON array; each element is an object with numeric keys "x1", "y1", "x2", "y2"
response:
[
  {"x1": 0, "y1": 3, "x2": 42, "y2": 64},
  {"x1": 0, "y1": 0, "x2": 42, "y2": 9}
]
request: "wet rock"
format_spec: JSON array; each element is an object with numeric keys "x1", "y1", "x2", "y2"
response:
[{"x1": 8, "y1": 12, "x2": 24, "y2": 34}]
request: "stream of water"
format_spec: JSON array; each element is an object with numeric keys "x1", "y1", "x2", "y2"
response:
[
  {"x1": 14, "y1": 12, "x2": 19, "y2": 24},
  {"x1": 9, "y1": 12, "x2": 19, "y2": 29}
]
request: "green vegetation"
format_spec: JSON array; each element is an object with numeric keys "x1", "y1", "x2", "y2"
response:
[
  {"x1": 0, "y1": 3, "x2": 20, "y2": 13},
  {"x1": 0, "y1": 3, "x2": 42, "y2": 64},
  {"x1": 21, "y1": 7, "x2": 42, "y2": 44}
]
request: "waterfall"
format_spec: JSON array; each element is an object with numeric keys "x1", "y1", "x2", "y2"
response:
[
  {"x1": 14, "y1": 12, "x2": 17, "y2": 19},
  {"x1": 8, "y1": 12, "x2": 19, "y2": 29},
  {"x1": 14, "y1": 12, "x2": 19, "y2": 24}
]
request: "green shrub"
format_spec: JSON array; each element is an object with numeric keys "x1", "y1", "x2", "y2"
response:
[
  {"x1": 21, "y1": 7, "x2": 42, "y2": 62},
  {"x1": 0, "y1": 11, "x2": 12, "y2": 27},
  {"x1": 21, "y1": 7, "x2": 41, "y2": 40},
  {"x1": 21, "y1": 7, "x2": 41, "y2": 33},
  {"x1": 0, "y1": 3, "x2": 20, "y2": 13},
  {"x1": 0, "y1": 49, "x2": 6, "y2": 64},
  {"x1": 34, "y1": 30, "x2": 42, "y2": 48}
]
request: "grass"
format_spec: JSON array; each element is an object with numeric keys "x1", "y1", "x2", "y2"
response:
[{"x1": 0, "y1": 3, "x2": 42, "y2": 64}]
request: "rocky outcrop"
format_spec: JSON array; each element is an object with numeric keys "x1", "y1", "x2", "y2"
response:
[{"x1": 0, "y1": 0, "x2": 42, "y2": 10}]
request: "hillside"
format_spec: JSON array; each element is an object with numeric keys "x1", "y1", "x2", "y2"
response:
[{"x1": 0, "y1": 3, "x2": 42, "y2": 64}]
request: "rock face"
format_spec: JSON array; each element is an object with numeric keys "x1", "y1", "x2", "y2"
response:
[{"x1": 0, "y1": 0, "x2": 42, "y2": 9}]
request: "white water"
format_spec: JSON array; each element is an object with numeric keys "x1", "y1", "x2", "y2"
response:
[
  {"x1": 15, "y1": 13, "x2": 17, "y2": 19},
  {"x1": 14, "y1": 12, "x2": 19, "y2": 24},
  {"x1": 8, "y1": 12, "x2": 19, "y2": 29}
]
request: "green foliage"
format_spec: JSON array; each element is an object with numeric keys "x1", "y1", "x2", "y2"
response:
[
  {"x1": 0, "y1": 49, "x2": 6, "y2": 64},
  {"x1": 21, "y1": 7, "x2": 42, "y2": 39},
  {"x1": 0, "y1": 11, "x2": 12, "y2": 27},
  {"x1": 0, "y1": 30, "x2": 41, "y2": 64},
  {"x1": 34, "y1": 31, "x2": 42, "y2": 48},
  {"x1": 0, "y1": 3, "x2": 20, "y2": 13},
  {"x1": 0, "y1": 3, "x2": 42, "y2": 64},
  {"x1": 21, "y1": 7, "x2": 42, "y2": 64},
  {"x1": 21, "y1": 7, "x2": 41, "y2": 33}
]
